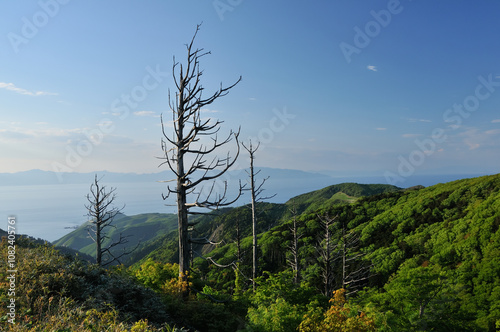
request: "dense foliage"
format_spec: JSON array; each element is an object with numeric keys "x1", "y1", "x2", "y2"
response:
[
  {"x1": 0, "y1": 238, "x2": 177, "y2": 331},
  {"x1": 3, "y1": 175, "x2": 500, "y2": 330},
  {"x1": 190, "y1": 174, "x2": 500, "y2": 330}
]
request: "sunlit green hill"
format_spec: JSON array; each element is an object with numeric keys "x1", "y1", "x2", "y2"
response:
[
  {"x1": 11, "y1": 174, "x2": 500, "y2": 330},
  {"x1": 199, "y1": 173, "x2": 500, "y2": 330},
  {"x1": 286, "y1": 182, "x2": 402, "y2": 214},
  {"x1": 53, "y1": 182, "x2": 397, "y2": 266},
  {"x1": 53, "y1": 213, "x2": 179, "y2": 260}
]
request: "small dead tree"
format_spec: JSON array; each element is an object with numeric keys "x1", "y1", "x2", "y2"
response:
[
  {"x1": 242, "y1": 140, "x2": 276, "y2": 290},
  {"x1": 317, "y1": 213, "x2": 340, "y2": 296},
  {"x1": 339, "y1": 219, "x2": 372, "y2": 297},
  {"x1": 159, "y1": 24, "x2": 243, "y2": 292},
  {"x1": 85, "y1": 175, "x2": 135, "y2": 266},
  {"x1": 316, "y1": 213, "x2": 372, "y2": 297},
  {"x1": 287, "y1": 204, "x2": 302, "y2": 284},
  {"x1": 235, "y1": 217, "x2": 243, "y2": 263}
]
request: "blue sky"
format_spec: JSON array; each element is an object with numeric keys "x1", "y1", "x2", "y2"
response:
[{"x1": 1, "y1": 0, "x2": 499, "y2": 186}]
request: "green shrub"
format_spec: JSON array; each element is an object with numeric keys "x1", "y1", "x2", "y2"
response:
[{"x1": 0, "y1": 238, "x2": 176, "y2": 331}]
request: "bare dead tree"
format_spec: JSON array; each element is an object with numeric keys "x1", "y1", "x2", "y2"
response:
[
  {"x1": 159, "y1": 24, "x2": 243, "y2": 293},
  {"x1": 235, "y1": 217, "x2": 243, "y2": 263},
  {"x1": 340, "y1": 219, "x2": 372, "y2": 297},
  {"x1": 190, "y1": 222, "x2": 225, "y2": 258},
  {"x1": 316, "y1": 213, "x2": 372, "y2": 297},
  {"x1": 317, "y1": 213, "x2": 341, "y2": 296},
  {"x1": 242, "y1": 140, "x2": 276, "y2": 290},
  {"x1": 85, "y1": 175, "x2": 137, "y2": 267},
  {"x1": 287, "y1": 204, "x2": 302, "y2": 284}
]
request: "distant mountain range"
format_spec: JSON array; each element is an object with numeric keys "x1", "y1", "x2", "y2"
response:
[
  {"x1": 0, "y1": 168, "x2": 339, "y2": 205},
  {"x1": 0, "y1": 167, "x2": 492, "y2": 189},
  {"x1": 0, "y1": 169, "x2": 169, "y2": 186}
]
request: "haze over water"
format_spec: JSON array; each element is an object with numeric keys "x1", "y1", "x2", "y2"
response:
[{"x1": 1, "y1": 170, "x2": 489, "y2": 242}]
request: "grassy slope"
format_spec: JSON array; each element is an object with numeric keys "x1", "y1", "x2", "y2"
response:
[
  {"x1": 286, "y1": 183, "x2": 402, "y2": 214},
  {"x1": 53, "y1": 213, "x2": 178, "y2": 259}
]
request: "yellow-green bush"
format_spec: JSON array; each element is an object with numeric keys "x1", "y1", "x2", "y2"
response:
[{"x1": 0, "y1": 237, "x2": 177, "y2": 331}]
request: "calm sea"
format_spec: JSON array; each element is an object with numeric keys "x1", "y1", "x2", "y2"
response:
[
  {"x1": 1, "y1": 173, "x2": 487, "y2": 242},
  {"x1": 0, "y1": 182, "x2": 174, "y2": 242}
]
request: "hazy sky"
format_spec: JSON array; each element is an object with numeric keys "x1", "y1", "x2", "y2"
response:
[{"x1": 1, "y1": 1, "x2": 499, "y2": 185}]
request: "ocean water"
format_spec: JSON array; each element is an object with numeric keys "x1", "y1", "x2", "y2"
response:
[
  {"x1": 0, "y1": 182, "x2": 174, "y2": 242},
  {"x1": 1, "y1": 172, "x2": 491, "y2": 242},
  {"x1": 0, "y1": 174, "x2": 328, "y2": 242}
]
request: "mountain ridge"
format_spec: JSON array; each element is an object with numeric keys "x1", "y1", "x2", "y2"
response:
[
  {"x1": 1, "y1": 168, "x2": 493, "y2": 188},
  {"x1": 51, "y1": 182, "x2": 404, "y2": 266},
  {"x1": 9, "y1": 173, "x2": 500, "y2": 330}
]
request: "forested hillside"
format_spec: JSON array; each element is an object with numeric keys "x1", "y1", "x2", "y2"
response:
[
  {"x1": 4, "y1": 175, "x2": 499, "y2": 331},
  {"x1": 184, "y1": 174, "x2": 500, "y2": 330},
  {"x1": 131, "y1": 183, "x2": 400, "y2": 266},
  {"x1": 53, "y1": 183, "x2": 399, "y2": 267}
]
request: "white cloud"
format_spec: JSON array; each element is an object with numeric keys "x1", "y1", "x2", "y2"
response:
[
  {"x1": 133, "y1": 111, "x2": 159, "y2": 117},
  {"x1": 492, "y1": 119, "x2": 500, "y2": 123},
  {"x1": 402, "y1": 133, "x2": 422, "y2": 138},
  {"x1": 367, "y1": 65, "x2": 377, "y2": 72},
  {"x1": 408, "y1": 118, "x2": 431, "y2": 123},
  {"x1": 200, "y1": 108, "x2": 220, "y2": 114},
  {"x1": 465, "y1": 141, "x2": 480, "y2": 150},
  {"x1": 99, "y1": 120, "x2": 114, "y2": 127},
  {"x1": 375, "y1": 127, "x2": 387, "y2": 131},
  {"x1": 0, "y1": 82, "x2": 57, "y2": 96},
  {"x1": 0, "y1": 126, "x2": 84, "y2": 143},
  {"x1": 0, "y1": 130, "x2": 32, "y2": 141},
  {"x1": 485, "y1": 129, "x2": 500, "y2": 135},
  {"x1": 456, "y1": 127, "x2": 500, "y2": 151}
]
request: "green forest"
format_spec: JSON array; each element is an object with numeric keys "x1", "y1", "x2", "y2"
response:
[{"x1": 1, "y1": 174, "x2": 500, "y2": 331}]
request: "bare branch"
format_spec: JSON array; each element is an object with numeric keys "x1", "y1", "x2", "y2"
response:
[
  {"x1": 241, "y1": 139, "x2": 276, "y2": 290},
  {"x1": 85, "y1": 175, "x2": 137, "y2": 266},
  {"x1": 158, "y1": 25, "x2": 243, "y2": 293},
  {"x1": 190, "y1": 238, "x2": 224, "y2": 245}
]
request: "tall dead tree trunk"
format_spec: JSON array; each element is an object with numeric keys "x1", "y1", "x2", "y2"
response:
[
  {"x1": 159, "y1": 24, "x2": 242, "y2": 295},
  {"x1": 317, "y1": 213, "x2": 340, "y2": 296},
  {"x1": 248, "y1": 143, "x2": 258, "y2": 291},
  {"x1": 287, "y1": 204, "x2": 302, "y2": 284},
  {"x1": 235, "y1": 218, "x2": 242, "y2": 263},
  {"x1": 242, "y1": 140, "x2": 275, "y2": 290}
]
